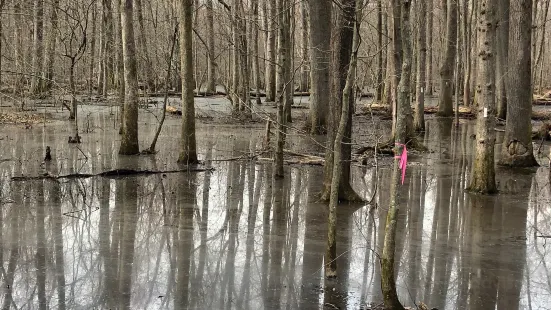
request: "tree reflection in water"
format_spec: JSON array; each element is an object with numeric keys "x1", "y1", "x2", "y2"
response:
[{"x1": 0, "y1": 119, "x2": 548, "y2": 309}]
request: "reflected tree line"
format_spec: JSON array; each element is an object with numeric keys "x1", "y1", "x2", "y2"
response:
[{"x1": 0, "y1": 120, "x2": 549, "y2": 309}]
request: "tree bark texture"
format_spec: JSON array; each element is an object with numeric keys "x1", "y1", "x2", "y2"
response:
[
  {"x1": 135, "y1": 0, "x2": 156, "y2": 91},
  {"x1": 206, "y1": 0, "x2": 216, "y2": 94},
  {"x1": 31, "y1": 0, "x2": 45, "y2": 94},
  {"x1": 43, "y1": 0, "x2": 59, "y2": 92},
  {"x1": 414, "y1": 0, "x2": 427, "y2": 132},
  {"x1": 496, "y1": 0, "x2": 510, "y2": 119},
  {"x1": 307, "y1": 0, "x2": 331, "y2": 134},
  {"x1": 499, "y1": 0, "x2": 538, "y2": 167},
  {"x1": 265, "y1": 0, "x2": 277, "y2": 102},
  {"x1": 468, "y1": 0, "x2": 498, "y2": 194},
  {"x1": 437, "y1": 0, "x2": 458, "y2": 117},
  {"x1": 178, "y1": 0, "x2": 198, "y2": 163},
  {"x1": 321, "y1": 0, "x2": 360, "y2": 202},
  {"x1": 119, "y1": 0, "x2": 140, "y2": 155}
]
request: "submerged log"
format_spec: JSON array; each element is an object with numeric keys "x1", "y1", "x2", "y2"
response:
[{"x1": 11, "y1": 167, "x2": 212, "y2": 181}]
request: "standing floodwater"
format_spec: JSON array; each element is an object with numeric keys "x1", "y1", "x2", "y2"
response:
[{"x1": 0, "y1": 106, "x2": 549, "y2": 309}]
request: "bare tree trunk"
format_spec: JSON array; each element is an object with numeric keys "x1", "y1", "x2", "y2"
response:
[
  {"x1": 321, "y1": 0, "x2": 360, "y2": 202},
  {"x1": 299, "y1": 1, "x2": 309, "y2": 92},
  {"x1": 414, "y1": 0, "x2": 427, "y2": 132},
  {"x1": 307, "y1": 0, "x2": 331, "y2": 134},
  {"x1": 115, "y1": 0, "x2": 125, "y2": 132},
  {"x1": 499, "y1": 0, "x2": 538, "y2": 167},
  {"x1": 534, "y1": 0, "x2": 550, "y2": 93},
  {"x1": 135, "y1": 0, "x2": 156, "y2": 91},
  {"x1": 43, "y1": 0, "x2": 59, "y2": 92},
  {"x1": 463, "y1": 0, "x2": 473, "y2": 107},
  {"x1": 265, "y1": 0, "x2": 276, "y2": 102},
  {"x1": 468, "y1": 0, "x2": 498, "y2": 194},
  {"x1": 381, "y1": 0, "x2": 409, "y2": 305},
  {"x1": 88, "y1": 6, "x2": 97, "y2": 96},
  {"x1": 326, "y1": 0, "x2": 362, "y2": 278},
  {"x1": 274, "y1": 0, "x2": 292, "y2": 178},
  {"x1": 496, "y1": 0, "x2": 510, "y2": 119},
  {"x1": 376, "y1": 0, "x2": 384, "y2": 102},
  {"x1": 206, "y1": 0, "x2": 216, "y2": 94},
  {"x1": 13, "y1": 2, "x2": 23, "y2": 94},
  {"x1": 99, "y1": 0, "x2": 114, "y2": 97},
  {"x1": 31, "y1": 0, "x2": 45, "y2": 94},
  {"x1": 178, "y1": 0, "x2": 198, "y2": 163},
  {"x1": 251, "y1": 0, "x2": 262, "y2": 105},
  {"x1": 119, "y1": 0, "x2": 140, "y2": 155},
  {"x1": 437, "y1": 0, "x2": 458, "y2": 116},
  {"x1": 426, "y1": 0, "x2": 434, "y2": 95}
]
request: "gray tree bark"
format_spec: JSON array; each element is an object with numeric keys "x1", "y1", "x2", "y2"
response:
[
  {"x1": 499, "y1": 0, "x2": 538, "y2": 167},
  {"x1": 119, "y1": 0, "x2": 140, "y2": 155},
  {"x1": 437, "y1": 0, "x2": 458, "y2": 117},
  {"x1": 43, "y1": 0, "x2": 59, "y2": 92},
  {"x1": 31, "y1": 0, "x2": 45, "y2": 94},
  {"x1": 206, "y1": 0, "x2": 216, "y2": 94},
  {"x1": 468, "y1": 0, "x2": 498, "y2": 194},
  {"x1": 135, "y1": 0, "x2": 156, "y2": 91},
  {"x1": 307, "y1": 0, "x2": 331, "y2": 134},
  {"x1": 496, "y1": 0, "x2": 510, "y2": 119},
  {"x1": 414, "y1": 0, "x2": 427, "y2": 132},
  {"x1": 178, "y1": 0, "x2": 198, "y2": 163},
  {"x1": 264, "y1": 0, "x2": 276, "y2": 102},
  {"x1": 299, "y1": 1, "x2": 309, "y2": 92}
]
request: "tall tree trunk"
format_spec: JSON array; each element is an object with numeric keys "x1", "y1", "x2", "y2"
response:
[
  {"x1": 251, "y1": 0, "x2": 262, "y2": 105},
  {"x1": 426, "y1": 0, "x2": 434, "y2": 95},
  {"x1": 119, "y1": 0, "x2": 140, "y2": 155},
  {"x1": 206, "y1": 0, "x2": 216, "y2": 94},
  {"x1": 99, "y1": 0, "x2": 114, "y2": 96},
  {"x1": 467, "y1": 0, "x2": 498, "y2": 194},
  {"x1": 499, "y1": 0, "x2": 538, "y2": 167},
  {"x1": 376, "y1": 0, "x2": 384, "y2": 102},
  {"x1": 437, "y1": 0, "x2": 458, "y2": 116},
  {"x1": 381, "y1": 0, "x2": 408, "y2": 305},
  {"x1": 264, "y1": 0, "x2": 276, "y2": 102},
  {"x1": 43, "y1": 0, "x2": 59, "y2": 92},
  {"x1": 463, "y1": 0, "x2": 473, "y2": 107},
  {"x1": 307, "y1": 0, "x2": 331, "y2": 134},
  {"x1": 321, "y1": 0, "x2": 360, "y2": 202},
  {"x1": 496, "y1": 0, "x2": 510, "y2": 119},
  {"x1": 31, "y1": 0, "x2": 45, "y2": 94},
  {"x1": 326, "y1": 0, "x2": 362, "y2": 278},
  {"x1": 115, "y1": 0, "x2": 125, "y2": 132},
  {"x1": 414, "y1": 0, "x2": 427, "y2": 132},
  {"x1": 178, "y1": 0, "x2": 198, "y2": 163},
  {"x1": 390, "y1": 1, "x2": 401, "y2": 134},
  {"x1": 299, "y1": 1, "x2": 309, "y2": 92},
  {"x1": 88, "y1": 5, "x2": 97, "y2": 96},
  {"x1": 135, "y1": 0, "x2": 156, "y2": 91},
  {"x1": 13, "y1": 2, "x2": 23, "y2": 94},
  {"x1": 274, "y1": 0, "x2": 292, "y2": 177}
]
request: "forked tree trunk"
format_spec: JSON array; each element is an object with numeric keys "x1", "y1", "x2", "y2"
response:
[
  {"x1": 178, "y1": 0, "x2": 198, "y2": 164},
  {"x1": 119, "y1": 0, "x2": 140, "y2": 155},
  {"x1": 437, "y1": 0, "x2": 458, "y2": 117},
  {"x1": 499, "y1": 0, "x2": 538, "y2": 167},
  {"x1": 467, "y1": 0, "x2": 498, "y2": 194},
  {"x1": 307, "y1": 0, "x2": 331, "y2": 134},
  {"x1": 414, "y1": 0, "x2": 427, "y2": 132}
]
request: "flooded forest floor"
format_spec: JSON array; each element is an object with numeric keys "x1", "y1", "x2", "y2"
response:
[{"x1": 0, "y1": 95, "x2": 551, "y2": 309}]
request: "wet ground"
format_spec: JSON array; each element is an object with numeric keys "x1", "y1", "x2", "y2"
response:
[{"x1": 0, "y1": 98, "x2": 551, "y2": 309}]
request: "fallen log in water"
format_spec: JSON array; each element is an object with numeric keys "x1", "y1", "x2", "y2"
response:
[{"x1": 11, "y1": 167, "x2": 212, "y2": 181}]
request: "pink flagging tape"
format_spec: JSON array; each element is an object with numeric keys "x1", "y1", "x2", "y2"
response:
[{"x1": 395, "y1": 143, "x2": 408, "y2": 185}]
